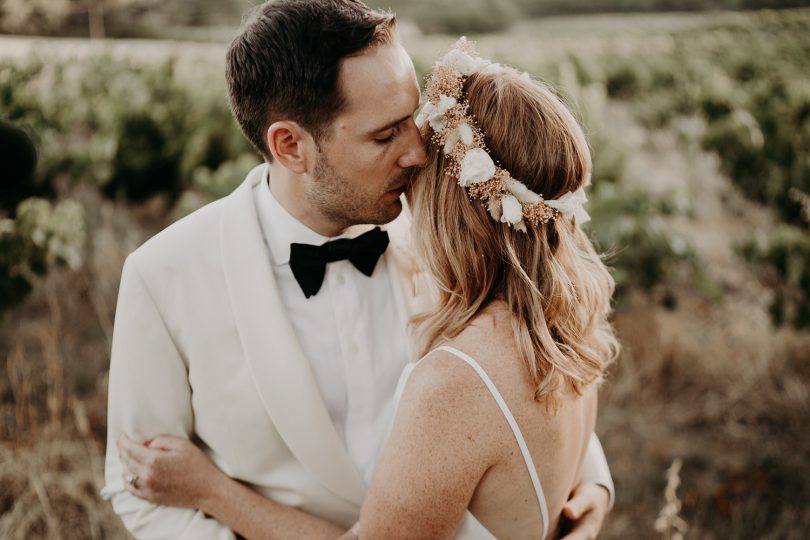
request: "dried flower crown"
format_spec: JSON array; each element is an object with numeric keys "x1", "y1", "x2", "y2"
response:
[{"x1": 415, "y1": 38, "x2": 590, "y2": 232}]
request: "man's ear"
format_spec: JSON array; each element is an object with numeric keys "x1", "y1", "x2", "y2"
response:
[{"x1": 266, "y1": 121, "x2": 314, "y2": 174}]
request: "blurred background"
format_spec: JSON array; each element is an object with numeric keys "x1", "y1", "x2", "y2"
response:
[{"x1": 1, "y1": 0, "x2": 808, "y2": 538}]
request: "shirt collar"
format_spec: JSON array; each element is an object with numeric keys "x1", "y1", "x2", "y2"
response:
[
  {"x1": 256, "y1": 169, "x2": 375, "y2": 266},
  {"x1": 255, "y1": 170, "x2": 329, "y2": 266}
]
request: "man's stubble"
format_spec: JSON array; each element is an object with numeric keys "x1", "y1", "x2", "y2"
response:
[{"x1": 308, "y1": 148, "x2": 410, "y2": 231}]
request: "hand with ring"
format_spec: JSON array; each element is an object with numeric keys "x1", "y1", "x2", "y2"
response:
[
  {"x1": 116, "y1": 433, "x2": 226, "y2": 512},
  {"x1": 125, "y1": 473, "x2": 138, "y2": 488}
]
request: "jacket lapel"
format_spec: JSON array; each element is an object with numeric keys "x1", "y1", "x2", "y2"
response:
[{"x1": 219, "y1": 164, "x2": 366, "y2": 506}]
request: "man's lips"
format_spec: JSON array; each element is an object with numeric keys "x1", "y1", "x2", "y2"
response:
[
  {"x1": 387, "y1": 180, "x2": 411, "y2": 194},
  {"x1": 388, "y1": 172, "x2": 417, "y2": 194},
  {"x1": 385, "y1": 168, "x2": 419, "y2": 196}
]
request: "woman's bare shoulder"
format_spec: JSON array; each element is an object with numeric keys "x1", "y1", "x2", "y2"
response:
[
  {"x1": 405, "y1": 301, "x2": 516, "y2": 404},
  {"x1": 406, "y1": 346, "x2": 488, "y2": 406},
  {"x1": 447, "y1": 303, "x2": 518, "y2": 365}
]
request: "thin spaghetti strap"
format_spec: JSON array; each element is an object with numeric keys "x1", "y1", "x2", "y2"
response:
[{"x1": 433, "y1": 345, "x2": 550, "y2": 539}]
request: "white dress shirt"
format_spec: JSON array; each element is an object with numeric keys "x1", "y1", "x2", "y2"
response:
[{"x1": 253, "y1": 172, "x2": 411, "y2": 485}]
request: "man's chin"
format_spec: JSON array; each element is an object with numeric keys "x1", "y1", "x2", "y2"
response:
[{"x1": 362, "y1": 198, "x2": 403, "y2": 226}]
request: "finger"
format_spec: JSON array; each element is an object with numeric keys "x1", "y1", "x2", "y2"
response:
[
  {"x1": 120, "y1": 458, "x2": 149, "y2": 496},
  {"x1": 148, "y1": 434, "x2": 185, "y2": 451},
  {"x1": 123, "y1": 472, "x2": 151, "y2": 500},
  {"x1": 563, "y1": 498, "x2": 588, "y2": 520},
  {"x1": 559, "y1": 530, "x2": 592, "y2": 540},
  {"x1": 119, "y1": 432, "x2": 160, "y2": 450},
  {"x1": 559, "y1": 517, "x2": 596, "y2": 540},
  {"x1": 118, "y1": 449, "x2": 151, "y2": 490},
  {"x1": 122, "y1": 471, "x2": 140, "y2": 494},
  {"x1": 119, "y1": 452, "x2": 160, "y2": 503},
  {"x1": 118, "y1": 434, "x2": 159, "y2": 465},
  {"x1": 118, "y1": 444, "x2": 144, "y2": 474}
]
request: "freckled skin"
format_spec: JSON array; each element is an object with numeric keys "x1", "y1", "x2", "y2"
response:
[{"x1": 360, "y1": 301, "x2": 598, "y2": 539}]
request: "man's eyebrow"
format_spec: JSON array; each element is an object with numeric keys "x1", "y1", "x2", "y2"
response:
[{"x1": 368, "y1": 114, "x2": 412, "y2": 134}]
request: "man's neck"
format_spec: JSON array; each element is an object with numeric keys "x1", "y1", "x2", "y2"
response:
[{"x1": 267, "y1": 162, "x2": 346, "y2": 238}]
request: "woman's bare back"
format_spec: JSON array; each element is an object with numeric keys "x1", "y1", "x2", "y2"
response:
[{"x1": 444, "y1": 302, "x2": 598, "y2": 539}]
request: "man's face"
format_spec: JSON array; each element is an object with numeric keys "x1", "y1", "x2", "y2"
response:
[{"x1": 304, "y1": 39, "x2": 427, "y2": 230}]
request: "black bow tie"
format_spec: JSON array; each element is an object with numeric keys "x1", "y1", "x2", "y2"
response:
[{"x1": 289, "y1": 227, "x2": 390, "y2": 298}]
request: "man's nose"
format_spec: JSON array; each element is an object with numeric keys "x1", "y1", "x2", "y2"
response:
[{"x1": 397, "y1": 120, "x2": 428, "y2": 169}]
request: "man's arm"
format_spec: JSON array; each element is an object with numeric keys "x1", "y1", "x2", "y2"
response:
[
  {"x1": 102, "y1": 256, "x2": 235, "y2": 539},
  {"x1": 580, "y1": 432, "x2": 615, "y2": 509},
  {"x1": 556, "y1": 432, "x2": 614, "y2": 540}
]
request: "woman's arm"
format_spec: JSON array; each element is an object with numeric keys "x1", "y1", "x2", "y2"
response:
[
  {"x1": 205, "y1": 470, "x2": 350, "y2": 540},
  {"x1": 117, "y1": 435, "x2": 352, "y2": 540}
]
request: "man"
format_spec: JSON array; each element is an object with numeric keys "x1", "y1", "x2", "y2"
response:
[{"x1": 102, "y1": 1, "x2": 614, "y2": 538}]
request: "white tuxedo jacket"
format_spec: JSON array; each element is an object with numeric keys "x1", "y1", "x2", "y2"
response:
[{"x1": 102, "y1": 164, "x2": 613, "y2": 539}]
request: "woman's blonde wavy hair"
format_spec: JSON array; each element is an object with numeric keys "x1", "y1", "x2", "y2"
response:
[{"x1": 410, "y1": 64, "x2": 620, "y2": 407}]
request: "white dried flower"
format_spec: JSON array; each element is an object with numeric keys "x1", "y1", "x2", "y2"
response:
[
  {"x1": 442, "y1": 48, "x2": 489, "y2": 76},
  {"x1": 505, "y1": 178, "x2": 542, "y2": 204},
  {"x1": 445, "y1": 123, "x2": 475, "y2": 154},
  {"x1": 545, "y1": 187, "x2": 591, "y2": 223},
  {"x1": 458, "y1": 123, "x2": 474, "y2": 145},
  {"x1": 500, "y1": 193, "x2": 523, "y2": 225},
  {"x1": 415, "y1": 101, "x2": 435, "y2": 129},
  {"x1": 432, "y1": 95, "x2": 457, "y2": 129},
  {"x1": 459, "y1": 148, "x2": 496, "y2": 186},
  {"x1": 437, "y1": 94, "x2": 457, "y2": 112},
  {"x1": 417, "y1": 95, "x2": 458, "y2": 131}
]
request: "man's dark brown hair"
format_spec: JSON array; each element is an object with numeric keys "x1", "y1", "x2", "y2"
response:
[{"x1": 226, "y1": 0, "x2": 396, "y2": 162}]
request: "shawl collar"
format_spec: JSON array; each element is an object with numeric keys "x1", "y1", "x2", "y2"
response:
[{"x1": 219, "y1": 164, "x2": 366, "y2": 506}]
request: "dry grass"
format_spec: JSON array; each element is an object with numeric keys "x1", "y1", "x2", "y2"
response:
[
  {"x1": 602, "y1": 292, "x2": 810, "y2": 538},
  {"x1": 654, "y1": 458, "x2": 687, "y2": 540},
  {"x1": 589, "y1": 101, "x2": 810, "y2": 538},
  {"x1": 1, "y1": 188, "x2": 154, "y2": 539},
  {"x1": 0, "y1": 426, "x2": 123, "y2": 539}
]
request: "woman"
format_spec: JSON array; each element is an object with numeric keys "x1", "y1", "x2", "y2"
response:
[{"x1": 117, "y1": 40, "x2": 619, "y2": 539}]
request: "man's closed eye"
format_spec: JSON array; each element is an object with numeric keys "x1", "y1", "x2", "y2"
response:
[{"x1": 374, "y1": 125, "x2": 401, "y2": 145}]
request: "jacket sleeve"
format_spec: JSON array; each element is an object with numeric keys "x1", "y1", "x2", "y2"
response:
[
  {"x1": 580, "y1": 432, "x2": 615, "y2": 510},
  {"x1": 101, "y1": 256, "x2": 235, "y2": 540}
]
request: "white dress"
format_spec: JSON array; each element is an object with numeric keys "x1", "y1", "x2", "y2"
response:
[{"x1": 391, "y1": 345, "x2": 551, "y2": 540}]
